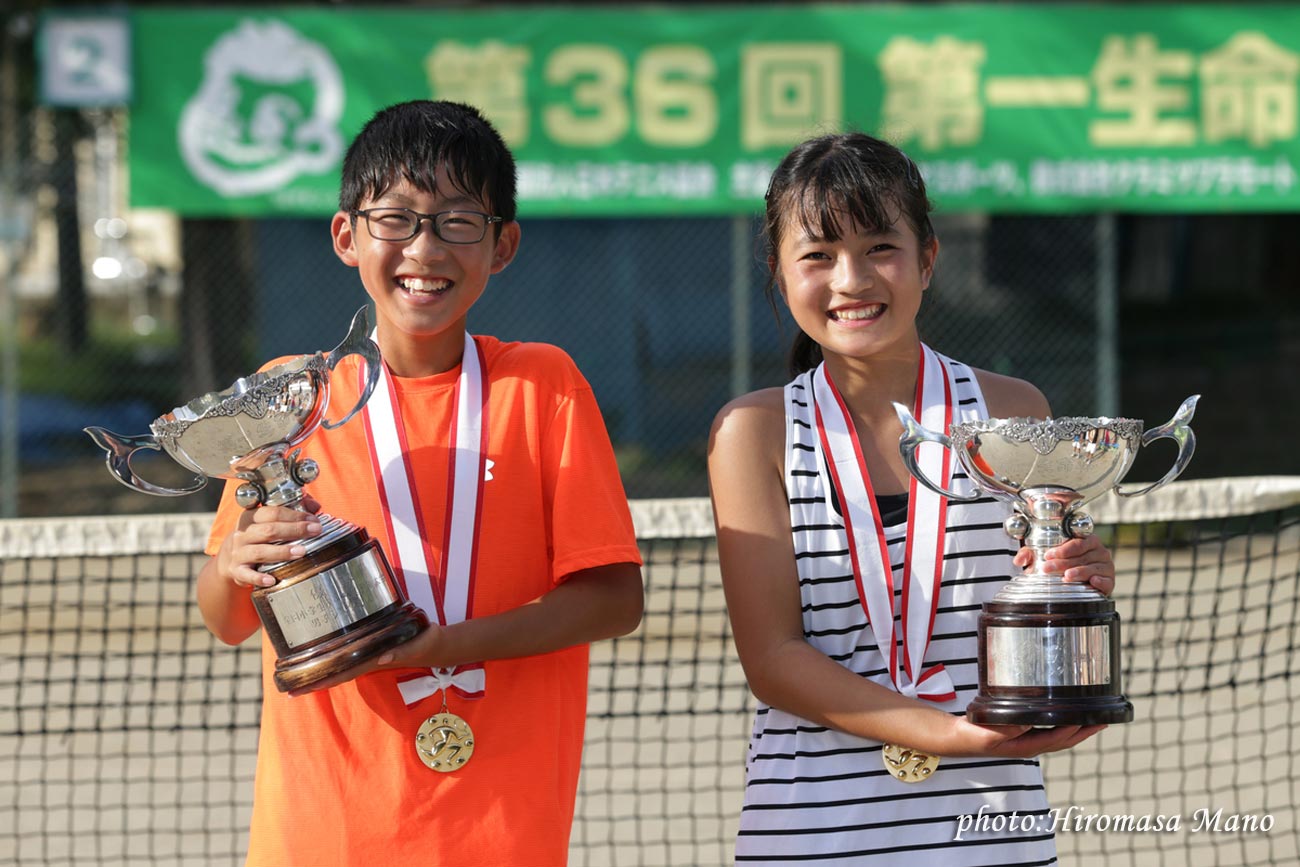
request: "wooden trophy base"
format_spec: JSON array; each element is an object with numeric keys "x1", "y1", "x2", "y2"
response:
[
  {"x1": 250, "y1": 526, "x2": 429, "y2": 694},
  {"x1": 270, "y1": 602, "x2": 427, "y2": 693},
  {"x1": 967, "y1": 597, "x2": 1134, "y2": 727}
]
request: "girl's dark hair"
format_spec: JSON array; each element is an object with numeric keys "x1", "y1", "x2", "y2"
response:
[
  {"x1": 339, "y1": 100, "x2": 517, "y2": 226},
  {"x1": 762, "y1": 133, "x2": 934, "y2": 375}
]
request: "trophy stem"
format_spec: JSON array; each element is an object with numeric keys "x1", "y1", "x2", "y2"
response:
[
  {"x1": 997, "y1": 488, "x2": 1106, "y2": 603},
  {"x1": 995, "y1": 560, "x2": 1110, "y2": 603},
  {"x1": 232, "y1": 449, "x2": 317, "y2": 510}
]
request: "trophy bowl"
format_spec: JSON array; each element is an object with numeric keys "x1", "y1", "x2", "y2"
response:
[
  {"x1": 86, "y1": 307, "x2": 428, "y2": 693},
  {"x1": 894, "y1": 395, "x2": 1199, "y2": 726}
]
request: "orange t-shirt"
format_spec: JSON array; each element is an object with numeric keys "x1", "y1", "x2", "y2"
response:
[{"x1": 204, "y1": 336, "x2": 641, "y2": 867}]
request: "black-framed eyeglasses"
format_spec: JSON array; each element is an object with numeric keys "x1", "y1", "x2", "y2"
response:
[{"x1": 349, "y1": 208, "x2": 504, "y2": 244}]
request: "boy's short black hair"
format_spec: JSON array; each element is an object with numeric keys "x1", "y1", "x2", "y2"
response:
[{"x1": 339, "y1": 100, "x2": 517, "y2": 224}]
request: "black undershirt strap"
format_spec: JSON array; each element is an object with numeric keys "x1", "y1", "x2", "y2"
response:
[{"x1": 875, "y1": 492, "x2": 910, "y2": 527}]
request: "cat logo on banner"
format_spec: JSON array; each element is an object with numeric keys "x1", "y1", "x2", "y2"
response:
[{"x1": 178, "y1": 19, "x2": 345, "y2": 199}]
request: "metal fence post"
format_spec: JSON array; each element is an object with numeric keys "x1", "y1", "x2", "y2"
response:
[
  {"x1": 1095, "y1": 212, "x2": 1119, "y2": 417},
  {"x1": 730, "y1": 215, "x2": 751, "y2": 398}
]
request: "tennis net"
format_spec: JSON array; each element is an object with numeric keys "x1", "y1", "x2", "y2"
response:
[{"x1": 2, "y1": 476, "x2": 1298, "y2": 866}]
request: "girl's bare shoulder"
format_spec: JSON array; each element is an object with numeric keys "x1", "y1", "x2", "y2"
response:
[
  {"x1": 712, "y1": 386, "x2": 787, "y2": 430},
  {"x1": 972, "y1": 368, "x2": 1052, "y2": 419},
  {"x1": 709, "y1": 387, "x2": 788, "y2": 460}
]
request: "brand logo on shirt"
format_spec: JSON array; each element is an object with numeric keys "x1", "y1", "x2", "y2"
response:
[{"x1": 485, "y1": 459, "x2": 495, "y2": 481}]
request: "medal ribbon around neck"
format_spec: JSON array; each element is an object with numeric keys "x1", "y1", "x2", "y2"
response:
[
  {"x1": 361, "y1": 330, "x2": 488, "y2": 708},
  {"x1": 811, "y1": 344, "x2": 957, "y2": 703}
]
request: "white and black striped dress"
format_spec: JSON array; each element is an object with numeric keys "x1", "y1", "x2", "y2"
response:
[{"x1": 735, "y1": 359, "x2": 1058, "y2": 866}]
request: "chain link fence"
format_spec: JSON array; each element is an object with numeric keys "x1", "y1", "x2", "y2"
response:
[{"x1": 4, "y1": 104, "x2": 1296, "y2": 518}]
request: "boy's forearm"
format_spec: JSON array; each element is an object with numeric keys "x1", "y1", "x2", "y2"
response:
[
  {"x1": 196, "y1": 555, "x2": 262, "y2": 646},
  {"x1": 433, "y1": 561, "x2": 644, "y2": 667}
]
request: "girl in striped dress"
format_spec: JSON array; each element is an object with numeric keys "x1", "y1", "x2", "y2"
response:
[{"x1": 707, "y1": 133, "x2": 1116, "y2": 866}]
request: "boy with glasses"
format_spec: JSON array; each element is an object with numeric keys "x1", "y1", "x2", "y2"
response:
[{"x1": 197, "y1": 100, "x2": 644, "y2": 866}]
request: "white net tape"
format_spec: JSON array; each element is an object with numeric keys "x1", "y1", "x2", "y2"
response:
[{"x1": 5, "y1": 476, "x2": 1298, "y2": 558}]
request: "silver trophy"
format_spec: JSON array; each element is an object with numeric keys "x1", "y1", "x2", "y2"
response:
[
  {"x1": 86, "y1": 307, "x2": 427, "y2": 693},
  {"x1": 893, "y1": 395, "x2": 1199, "y2": 726}
]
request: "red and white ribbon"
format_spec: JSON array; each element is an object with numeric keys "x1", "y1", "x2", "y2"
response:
[
  {"x1": 361, "y1": 331, "x2": 488, "y2": 707},
  {"x1": 811, "y1": 344, "x2": 956, "y2": 703}
]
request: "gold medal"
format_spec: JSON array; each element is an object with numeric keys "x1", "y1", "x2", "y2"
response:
[
  {"x1": 882, "y1": 743, "x2": 939, "y2": 783},
  {"x1": 415, "y1": 712, "x2": 475, "y2": 772}
]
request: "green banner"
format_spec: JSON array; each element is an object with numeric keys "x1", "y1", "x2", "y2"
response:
[{"x1": 125, "y1": 4, "x2": 1300, "y2": 216}]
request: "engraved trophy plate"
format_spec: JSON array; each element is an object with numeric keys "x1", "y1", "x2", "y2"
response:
[
  {"x1": 86, "y1": 308, "x2": 429, "y2": 693},
  {"x1": 265, "y1": 546, "x2": 400, "y2": 649},
  {"x1": 985, "y1": 625, "x2": 1111, "y2": 687},
  {"x1": 894, "y1": 395, "x2": 1199, "y2": 726}
]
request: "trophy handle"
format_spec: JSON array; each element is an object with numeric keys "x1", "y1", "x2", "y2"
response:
[
  {"x1": 321, "y1": 306, "x2": 382, "y2": 431},
  {"x1": 83, "y1": 427, "x2": 208, "y2": 497},
  {"x1": 1114, "y1": 394, "x2": 1200, "y2": 499},
  {"x1": 892, "y1": 402, "x2": 981, "y2": 502}
]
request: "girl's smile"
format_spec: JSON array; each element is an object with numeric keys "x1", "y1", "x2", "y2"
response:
[{"x1": 828, "y1": 302, "x2": 887, "y2": 324}]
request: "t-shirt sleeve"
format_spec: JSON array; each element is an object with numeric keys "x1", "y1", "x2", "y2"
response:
[
  {"x1": 203, "y1": 478, "x2": 243, "y2": 557},
  {"x1": 542, "y1": 383, "x2": 642, "y2": 584}
]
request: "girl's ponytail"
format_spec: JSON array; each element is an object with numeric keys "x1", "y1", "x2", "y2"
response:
[{"x1": 788, "y1": 331, "x2": 824, "y2": 377}]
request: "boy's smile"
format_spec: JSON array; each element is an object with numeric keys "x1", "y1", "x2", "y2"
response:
[
  {"x1": 397, "y1": 276, "x2": 453, "y2": 296},
  {"x1": 331, "y1": 170, "x2": 519, "y2": 376}
]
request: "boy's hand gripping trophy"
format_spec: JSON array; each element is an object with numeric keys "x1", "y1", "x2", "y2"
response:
[
  {"x1": 893, "y1": 396, "x2": 1199, "y2": 726},
  {"x1": 86, "y1": 307, "x2": 428, "y2": 693}
]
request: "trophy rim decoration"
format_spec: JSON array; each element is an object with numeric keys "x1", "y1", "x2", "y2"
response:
[
  {"x1": 156, "y1": 354, "x2": 325, "y2": 435},
  {"x1": 161, "y1": 353, "x2": 318, "y2": 427},
  {"x1": 950, "y1": 414, "x2": 1144, "y2": 451},
  {"x1": 85, "y1": 306, "x2": 381, "y2": 498}
]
